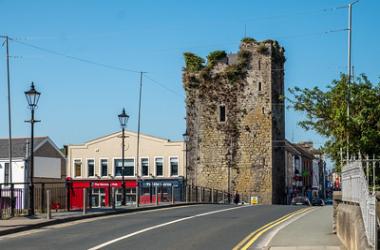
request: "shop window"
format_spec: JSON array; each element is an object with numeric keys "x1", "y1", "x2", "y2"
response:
[
  {"x1": 101, "y1": 159, "x2": 108, "y2": 177},
  {"x1": 87, "y1": 159, "x2": 95, "y2": 177},
  {"x1": 219, "y1": 105, "x2": 226, "y2": 122},
  {"x1": 170, "y1": 157, "x2": 179, "y2": 176},
  {"x1": 155, "y1": 157, "x2": 163, "y2": 176},
  {"x1": 74, "y1": 160, "x2": 82, "y2": 177},
  {"x1": 141, "y1": 158, "x2": 149, "y2": 176}
]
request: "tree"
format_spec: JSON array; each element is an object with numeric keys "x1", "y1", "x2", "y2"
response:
[{"x1": 288, "y1": 74, "x2": 380, "y2": 171}]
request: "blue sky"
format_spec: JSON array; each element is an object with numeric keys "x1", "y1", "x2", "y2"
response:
[{"x1": 0, "y1": 0, "x2": 379, "y2": 159}]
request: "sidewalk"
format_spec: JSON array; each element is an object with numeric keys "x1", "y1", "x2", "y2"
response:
[
  {"x1": 265, "y1": 206, "x2": 344, "y2": 250},
  {"x1": 0, "y1": 202, "x2": 190, "y2": 236}
]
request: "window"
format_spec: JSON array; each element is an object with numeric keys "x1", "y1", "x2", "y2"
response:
[
  {"x1": 74, "y1": 160, "x2": 82, "y2": 177},
  {"x1": 258, "y1": 82, "x2": 262, "y2": 91},
  {"x1": 101, "y1": 159, "x2": 108, "y2": 177},
  {"x1": 258, "y1": 59, "x2": 261, "y2": 70},
  {"x1": 262, "y1": 107, "x2": 265, "y2": 114},
  {"x1": 4, "y1": 163, "x2": 10, "y2": 184},
  {"x1": 170, "y1": 157, "x2": 179, "y2": 176},
  {"x1": 155, "y1": 158, "x2": 163, "y2": 176},
  {"x1": 219, "y1": 105, "x2": 226, "y2": 122},
  {"x1": 141, "y1": 158, "x2": 149, "y2": 176},
  {"x1": 87, "y1": 159, "x2": 95, "y2": 177},
  {"x1": 114, "y1": 159, "x2": 134, "y2": 177}
]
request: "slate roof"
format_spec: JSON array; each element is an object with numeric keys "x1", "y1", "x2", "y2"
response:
[{"x1": 0, "y1": 137, "x2": 48, "y2": 158}]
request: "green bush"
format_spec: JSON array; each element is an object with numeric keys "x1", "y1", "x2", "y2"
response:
[
  {"x1": 241, "y1": 37, "x2": 257, "y2": 43},
  {"x1": 207, "y1": 50, "x2": 227, "y2": 67},
  {"x1": 184, "y1": 52, "x2": 205, "y2": 72}
]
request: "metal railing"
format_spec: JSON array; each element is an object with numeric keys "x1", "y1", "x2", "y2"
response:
[
  {"x1": 341, "y1": 160, "x2": 378, "y2": 249},
  {"x1": 0, "y1": 181, "x2": 233, "y2": 219}
]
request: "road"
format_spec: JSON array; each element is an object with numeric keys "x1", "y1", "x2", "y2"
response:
[{"x1": 0, "y1": 204, "x2": 302, "y2": 250}]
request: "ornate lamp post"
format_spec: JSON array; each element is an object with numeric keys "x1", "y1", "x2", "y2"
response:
[
  {"x1": 25, "y1": 82, "x2": 41, "y2": 216},
  {"x1": 118, "y1": 108, "x2": 129, "y2": 206},
  {"x1": 182, "y1": 132, "x2": 189, "y2": 185}
]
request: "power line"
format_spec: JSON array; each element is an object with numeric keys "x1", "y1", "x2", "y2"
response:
[
  {"x1": 8, "y1": 37, "x2": 184, "y2": 98},
  {"x1": 10, "y1": 38, "x2": 142, "y2": 73},
  {"x1": 145, "y1": 75, "x2": 184, "y2": 98}
]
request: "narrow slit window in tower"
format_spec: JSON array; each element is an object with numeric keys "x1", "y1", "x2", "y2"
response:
[
  {"x1": 219, "y1": 105, "x2": 226, "y2": 122},
  {"x1": 258, "y1": 82, "x2": 262, "y2": 91}
]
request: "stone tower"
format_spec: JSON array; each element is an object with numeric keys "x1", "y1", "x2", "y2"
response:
[{"x1": 183, "y1": 38, "x2": 285, "y2": 204}]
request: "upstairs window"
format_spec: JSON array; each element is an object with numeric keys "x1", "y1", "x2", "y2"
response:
[
  {"x1": 74, "y1": 160, "x2": 82, "y2": 177},
  {"x1": 87, "y1": 159, "x2": 95, "y2": 177},
  {"x1": 101, "y1": 159, "x2": 108, "y2": 177},
  {"x1": 114, "y1": 159, "x2": 135, "y2": 177},
  {"x1": 219, "y1": 105, "x2": 226, "y2": 122},
  {"x1": 170, "y1": 157, "x2": 179, "y2": 176},
  {"x1": 155, "y1": 157, "x2": 163, "y2": 176},
  {"x1": 141, "y1": 158, "x2": 149, "y2": 176}
]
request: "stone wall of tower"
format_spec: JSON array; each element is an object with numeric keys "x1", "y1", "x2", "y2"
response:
[{"x1": 183, "y1": 39, "x2": 285, "y2": 204}]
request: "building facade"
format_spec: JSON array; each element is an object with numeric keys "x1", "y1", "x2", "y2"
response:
[
  {"x1": 284, "y1": 140, "x2": 328, "y2": 204},
  {"x1": 0, "y1": 137, "x2": 66, "y2": 209},
  {"x1": 65, "y1": 131, "x2": 185, "y2": 208},
  {"x1": 183, "y1": 38, "x2": 286, "y2": 204}
]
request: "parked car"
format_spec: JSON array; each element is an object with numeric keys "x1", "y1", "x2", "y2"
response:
[
  {"x1": 291, "y1": 196, "x2": 311, "y2": 206},
  {"x1": 324, "y1": 198, "x2": 333, "y2": 205},
  {"x1": 311, "y1": 198, "x2": 325, "y2": 206}
]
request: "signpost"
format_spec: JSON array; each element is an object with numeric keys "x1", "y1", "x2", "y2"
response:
[{"x1": 250, "y1": 196, "x2": 258, "y2": 205}]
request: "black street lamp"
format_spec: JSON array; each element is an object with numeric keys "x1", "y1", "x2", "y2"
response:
[
  {"x1": 25, "y1": 82, "x2": 41, "y2": 216},
  {"x1": 118, "y1": 108, "x2": 129, "y2": 206},
  {"x1": 182, "y1": 132, "x2": 189, "y2": 186}
]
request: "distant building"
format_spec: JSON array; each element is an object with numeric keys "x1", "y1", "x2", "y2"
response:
[
  {"x1": 183, "y1": 38, "x2": 286, "y2": 204},
  {"x1": 0, "y1": 137, "x2": 66, "y2": 185},
  {"x1": 65, "y1": 131, "x2": 185, "y2": 208},
  {"x1": 284, "y1": 140, "x2": 327, "y2": 203},
  {"x1": 0, "y1": 137, "x2": 66, "y2": 209}
]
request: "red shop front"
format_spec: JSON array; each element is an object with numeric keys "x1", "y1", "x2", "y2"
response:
[{"x1": 67, "y1": 179, "x2": 137, "y2": 210}]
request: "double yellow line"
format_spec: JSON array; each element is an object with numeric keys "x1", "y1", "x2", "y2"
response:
[{"x1": 233, "y1": 207, "x2": 313, "y2": 250}]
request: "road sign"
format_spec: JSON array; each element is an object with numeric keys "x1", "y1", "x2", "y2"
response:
[{"x1": 250, "y1": 196, "x2": 258, "y2": 205}]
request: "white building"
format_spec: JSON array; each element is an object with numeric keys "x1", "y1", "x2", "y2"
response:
[{"x1": 0, "y1": 137, "x2": 66, "y2": 209}]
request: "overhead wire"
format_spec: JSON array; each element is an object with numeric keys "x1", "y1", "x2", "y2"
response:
[
  {"x1": 9, "y1": 37, "x2": 183, "y2": 97},
  {"x1": 1, "y1": 2, "x2": 349, "y2": 100},
  {"x1": 11, "y1": 37, "x2": 142, "y2": 73}
]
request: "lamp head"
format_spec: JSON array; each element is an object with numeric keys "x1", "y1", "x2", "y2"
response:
[
  {"x1": 25, "y1": 82, "x2": 41, "y2": 108},
  {"x1": 118, "y1": 108, "x2": 129, "y2": 128}
]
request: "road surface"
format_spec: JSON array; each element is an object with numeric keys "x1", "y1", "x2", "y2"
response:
[{"x1": 0, "y1": 204, "x2": 302, "y2": 250}]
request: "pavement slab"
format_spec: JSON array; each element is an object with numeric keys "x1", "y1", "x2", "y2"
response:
[{"x1": 267, "y1": 206, "x2": 344, "y2": 250}]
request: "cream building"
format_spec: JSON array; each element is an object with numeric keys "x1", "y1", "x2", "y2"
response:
[{"x1": 66, "y1": 131, "x2": 186, "y2": 180}]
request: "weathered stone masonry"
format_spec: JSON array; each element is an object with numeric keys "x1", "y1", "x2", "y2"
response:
[{"x1": 183, "y1": 39, "x2": 285, "y2": 204}]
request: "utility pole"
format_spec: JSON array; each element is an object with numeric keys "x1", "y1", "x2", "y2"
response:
[
  {"x1": 1, "y1": 35, "x2": 13, "y2": 184},
  {"x1": 346, "y1": 0, "x2": 359, "y2": 162},
  {"x1": 136, "y1": 71, "x2": 145, "y2": 177},
  {"x1": 135, "y1": 71, "x2": 146, "y2": 207}
]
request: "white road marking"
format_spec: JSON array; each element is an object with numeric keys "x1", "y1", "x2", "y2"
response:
[
  {"x1": 0, "y1": 205, "x2": 198, "y2": 240},
  {"x1": 88, "y1": 205, "x2": 250, "y2": 250},
  {"x1": 255, "y1": 207, "x2": 317, "y2": 249}
]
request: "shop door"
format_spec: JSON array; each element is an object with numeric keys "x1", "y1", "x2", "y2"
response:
[{"x1": 91, "y1": 188, "x2": 106, "y2": 207}]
